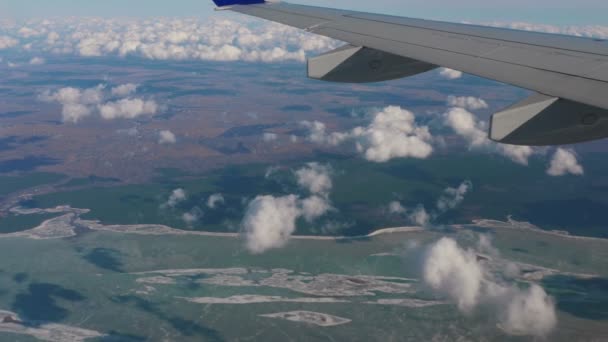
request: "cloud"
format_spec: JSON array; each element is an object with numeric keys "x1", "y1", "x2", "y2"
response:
[
  {"x1": 98, "y1": 98, "x2": 158, "y2": 120},
  {"x1": 408, "y1": 205, "x2": 431, "y2": 226},
  {"x1": 295, "y1": 163, "x2": 333, "y2": 222},
  {"x1": 207, "y1": 193, "x2": 225, "y2": 209},
  {"x1": 443, "y1": 107, "x2": 534, "y2": 165},
  {"x1": 158, "y1": 130, "x2": 177, "y2": 144},
  {"x1": 444, "y1": 107, "x2": 488, "y2": 147},
  {"x1": 423, "y1": 237, "x2": 483, "y2": 312},
  {"x1": 446, "y1": 96, "x2": 488, "y2": 110},
  {"x1": 182, "y1": 207, "x2": 203, "y2": 225},
  {"x1": 242, "y1": 163, "x2": 335, "y2": 253},
  {"x1": 354, "y1": 106, "x2": 434, "y2": 162},
  {"x1": 436, "y1": 180, "x2": 472, "y2": 211},
  {"x1": 116, "y1": 127, "x2": 139, "y2": 137},
  {"x1": 0, "y1": 17, "x2": 338, "y2": 63},
  {"x1": 390, "y1": 180, "x2": 472, "y2": 227},
  {"x1": 299, "y1": 120, "x2": 341, "y2": 145},
  {"x1": 546, "y1": 148, "x2": 584, "y2": 176},
  {"x1": 485, "y1": 22, "x2": 608, "y2": 39},
  {"x1": 422, "y1": 237, "x2": 556, "y2": 337},
  {"x1": 0, "y1": 35, "x2": 18, "y2": 49},
  {"x1": 163, "y1": 188, "x2": 187, "y2": 208},
  {"x1": 29, "y1": 57, "x2": 45, "y2": 65},
  {"x1": 499, "y1": 284, "x2": 557, "y2": 337},
  {"x1": 388, "y1": 201, "x2": 407, "y2": 215},
  {"x1": 242, "y1": 194, "x2": 300, "y2": 254},
  {"x1": 294, "y1": 162, "x2": 332, "y2": 195},
  {"x1": 40, "y1": 85, "x2": 105, "y2": 122},
  {"x1": 111, "y1": 83, "x2": 138, "y2": 97},
  {"x1": 301, "y1": 106, "x2": 434, "y2": 162},
  {"x1": 2, "y1": 18, "x2": 608, "y2": 65},
  {"x1": 40, "y1": 84, "x2": 158, "y2": 123},
  {"x1": 17, "y1": 26, "x2": 43, "y2": 38},
  {"x1": 263, "y1": 132, "x2": 278, "y2": 142},
  {"x1": 439, "y1": 68, "x2": 463, "y2": 79},
  {"x1": 300, "y1": 195, "x2": 332, "y2": 223}
]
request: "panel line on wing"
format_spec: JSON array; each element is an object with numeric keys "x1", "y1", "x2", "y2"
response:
[{"x1": 342, "y1": 13, "x2": 608, "y2": 58}]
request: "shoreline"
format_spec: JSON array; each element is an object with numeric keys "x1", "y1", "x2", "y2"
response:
[{"x1": 3, "y1": 205, "x2": 607, "y2": 243}]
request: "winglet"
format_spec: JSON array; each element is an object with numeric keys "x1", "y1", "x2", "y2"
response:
[{"x1": 213, "y1": 0, "x2": 265, "y2": 7}]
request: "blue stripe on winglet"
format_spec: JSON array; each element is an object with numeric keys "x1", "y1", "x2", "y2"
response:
[{"x1": 213, "y1": 0, "x2": 265, "y2": 7}]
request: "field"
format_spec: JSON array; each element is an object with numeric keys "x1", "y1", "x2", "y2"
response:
[{"x1": 15, "y1": 152, "x2": 608, "y2": 238}]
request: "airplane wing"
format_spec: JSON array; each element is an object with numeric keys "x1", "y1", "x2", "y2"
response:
[{"x1": 213, "y1": 0, "x2": 608, "y2": 145}]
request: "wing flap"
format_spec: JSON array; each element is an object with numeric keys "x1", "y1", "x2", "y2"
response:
[
  {"x1": 308, "y1": 45, "x2": 437, "y2": 83},
  {"x1": 490, "y1": 93, "x2": 608, "y2": 145}
]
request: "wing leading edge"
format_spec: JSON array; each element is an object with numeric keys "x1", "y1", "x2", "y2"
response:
[{"x1": 214, "y1": 1, "x2": 608, "y2": 145}]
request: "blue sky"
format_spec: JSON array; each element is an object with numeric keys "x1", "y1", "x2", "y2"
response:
[{"x1": 1, "y1": 0, "x2": 607, "y2": 25}]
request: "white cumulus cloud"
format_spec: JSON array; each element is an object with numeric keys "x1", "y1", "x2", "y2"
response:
[
  {"x1": 546, "y1": 148, "x2": 584, "y2": 176},
  {"x1": 111, "y1": 83, "x2": 138, "y2": 97},
  {"x1": 443, "y1": 107, "x2": 534, "y2": 165},
  {"x1": 40, "y1": 84, "x2": 158, "y2": 123},
  {"x1": 447, "y1": 96, "x2": 488, "y2": 111},
  {"x1": 182, "y1": 207, "x2": 203, "y2": 225},
  {"x1": 242, "y1": 194, "x2": 300, "y2": 254},
  {"x1": 437, "y1": 180, "x2": 473, "y2": 212},
  {"x1": 388, "y1": 201, "x2": 407, "y2": 215},
  {"x1": 98, "y1": 98, "x2": 158, "y2": 120},
  {"x1": 408, "y1": 205, "x2": 432, "y2": 226},
  {"x1": 422, "y1": 237, "x2": 557, "y2": 337},
  {"x1": 439, "y1": 68, "x2": 463, "y2": 80},
  {"x1": 158, "y1": 130, "x2": 177, "y2": 145},
  {"x1": 242, "y1": 163, "x2": 335, "y2": 253},
  {"x1": 295, "y1": 162, "x2": 332, "y2": 195},
  {"x1": 301, "y1": 106, "x2": 434, "y2": 162},
  {"x1": 424, "y1": 237, "x2": 483, "y2": 312},
  {"x1": 391, "y1": 180, "x2": 472, "y2": 227},
  {"x1": 207, "y1": 193, "x2": 225, "y2": 209},
  {"x1": 262, "y1": 132, "x2": 278, "y2": 142},
  {"x1": 163, "y1": 188, "x2": 187, "y2": 208},
  {"x1": 0, "y1": 35, "x2": 18, "y2": 49},
  {"x1": 29, "y1": 57, "x2": 45, "y2": 65},
  {"x1": 499, "y1": 284, "x2": 558, "y2": 337}
]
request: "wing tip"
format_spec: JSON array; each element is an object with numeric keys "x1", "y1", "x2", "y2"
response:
[{"x1": 212, "y1": 0, "x2": 265, "y2": 7}]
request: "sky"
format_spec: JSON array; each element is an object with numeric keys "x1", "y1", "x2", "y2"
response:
[{"x1": 1, "y1": 0, "x2": 608, "y2": 25}]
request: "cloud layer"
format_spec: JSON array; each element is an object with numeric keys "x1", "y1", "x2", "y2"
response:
[{"x1": 0, "y1": 17, "x2": 338, "y2": 63}]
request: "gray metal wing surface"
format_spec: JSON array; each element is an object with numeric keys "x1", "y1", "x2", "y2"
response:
[{"x1": 218, "y1": 1, "x2": 608, "y2": 145}]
